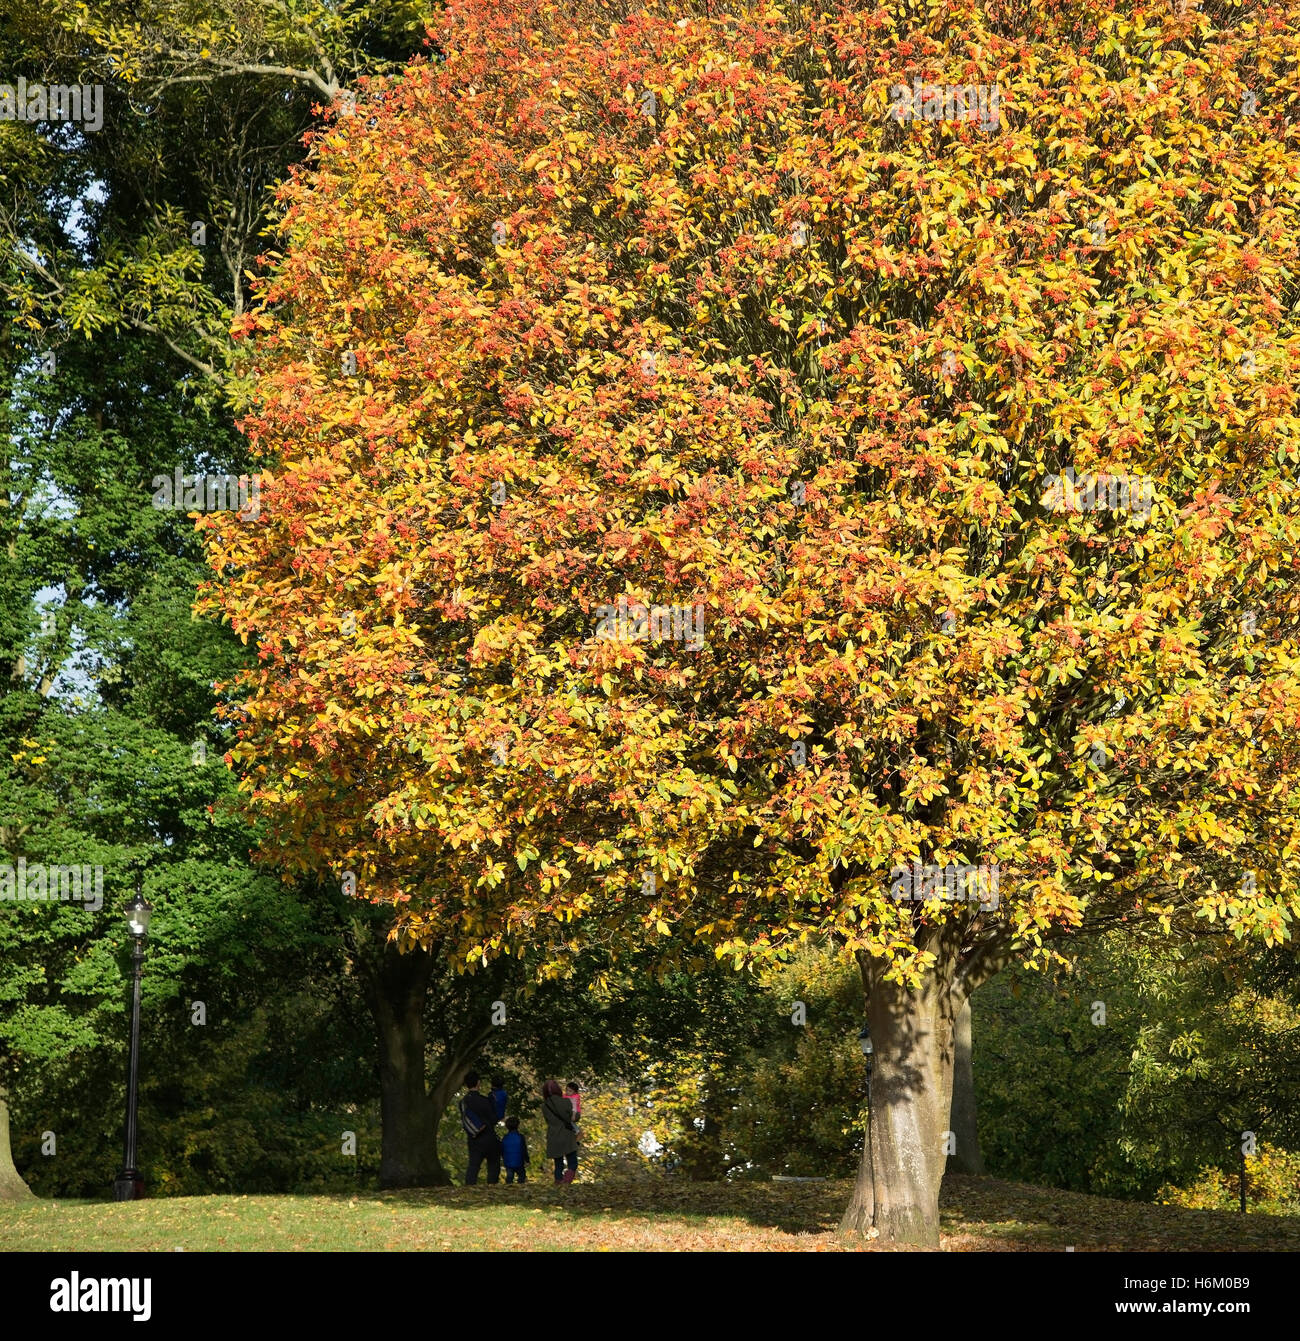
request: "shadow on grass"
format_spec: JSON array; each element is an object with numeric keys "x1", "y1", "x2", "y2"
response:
[
  {"x1": 340, "y1": 1173, "x2": 1300, "y2": 1250},
  {"x1": 359, "y1": 1177, "x2": 847, "y2": 1236},
  {"x1": 939, "y1": 1175, "x2": 1300, "y2": 1251}
]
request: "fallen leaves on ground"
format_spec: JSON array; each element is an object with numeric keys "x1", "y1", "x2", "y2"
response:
[{"x1": 3, "y1": 1175, "x2": 1297, "y2": 1252}]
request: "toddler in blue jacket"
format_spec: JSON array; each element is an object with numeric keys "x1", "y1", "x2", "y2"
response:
[{"x1": 501, "y1": 1116, "x2": 529, "y2": 1184}]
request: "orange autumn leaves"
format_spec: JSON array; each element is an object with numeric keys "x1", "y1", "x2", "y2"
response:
[{"x1": 200, "y1": 0, "x2": 1300, "y2": 984}]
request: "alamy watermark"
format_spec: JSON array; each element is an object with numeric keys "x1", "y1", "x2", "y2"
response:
[
  {"x1": 49, "y1": 1274, "x2": 151, "y2": 1321},
  {"x1": 889, "y1": 861, "x2": 1000, "y2": 910},
  {"x1": 151, "y1": 469, "x2": 261, "y2": 520},
  {"x1": 595, "y1": 595, "x2": 705, "y2": 651},
  {"x1": 889, "y1": 78, "x2": 1001, "y2": 132},
  {"x1": 1, "y1": 860, "x2": 103, "y2": 912},
  {"x1": 1042, "y1": 467, "x2": 1154, "y2": 519},
  {"x1": 1, "y1": 79, "x2": 103, "y2": 133}
]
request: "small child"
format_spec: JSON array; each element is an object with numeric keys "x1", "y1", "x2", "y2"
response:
[
  {"x1": 564, "y1": 1081, "x2": 582, "y2": 1120},
  {"x1": 490, "y1": 1075, "x2": 508, "y2": 1123},
  {"x1": 501, "y1": 1116, "x2": 529, "y2": 1184}
]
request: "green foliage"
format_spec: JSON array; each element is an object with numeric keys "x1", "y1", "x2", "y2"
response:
[
  {"x1": 1160, "y1": 1144, "x2": 1300, "y2": 1218},
  {"x1": 717, "y1": 952, "x2": 866, "y2": 1179},
  {"x1": 974, "y1": 947, "x2": 1140, "y2": 1195},
  {"x1": 1, "y1": 0, "x2": 436, "y2": 1199},
  {"x1": 974, "y1": 931, "x2": 1300, "y2": 1203},
  {"x1": 561, "y1": 947, "x2": 868, "y2": 1180},
  {"x1": 18, "y1": 994, "x2": 378, "y2": 1198}
]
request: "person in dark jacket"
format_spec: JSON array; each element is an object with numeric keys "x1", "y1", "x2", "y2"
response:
[
  {"x1": 501, "y1": 1116, "x2": 529, "y2": 1183},
  {"x1": 460, "y1": 1071, "x2": 500, "y2": 1185},
  {"x1": 541, "y1": 1078, "x2": 578, "y2": 1183}
]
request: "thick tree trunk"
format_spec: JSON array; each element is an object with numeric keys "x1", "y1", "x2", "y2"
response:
[
  {"x1": 0, "y1": 1087, "x2": 35, "y2": 1201},
  {"x1": 365, "y1": 941, "x2": 446, "y2": 1188},
  {"x1": 841, "y1": 950, "x2": 960, "y2": 1247},
  {"x1": 838, "y1": 1110, "x2": 874, "y2": 1234},
  {"x1": 350, "y1": 913, "x2": 504, "y2": 1189},
  {"x1": 428, "y1": 1066, "x2": 465, "y2": 1180},
  {"x1": 946, "y1": 996, "x2": 985, "y2": 1175}
]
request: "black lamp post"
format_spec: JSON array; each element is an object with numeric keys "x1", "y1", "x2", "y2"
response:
[
  {"x1": 858, "y1": 1022, "x2": 874, "y2": 1086},
  {"x1": 113, "y1": 886, "x2": 152, "y2": 1201}
]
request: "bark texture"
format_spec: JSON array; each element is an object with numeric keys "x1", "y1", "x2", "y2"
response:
[
  {"x1": 0, "y1": 1089, "x2": 35, "y2": 1201},
  {"x1": 945, "y1": 996, "x2": 985, "y2": 1175}
]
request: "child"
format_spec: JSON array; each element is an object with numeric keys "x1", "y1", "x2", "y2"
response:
[
  {"x1": 501, "y1": 1116, "x2": 529, "y2": 1184},
  {"x1": 490, "y1": 1075, "x2": 508, "y2": 1123},
  {"x1": 564, "y1": 1081, "x2": 582, "y2": 1120}
]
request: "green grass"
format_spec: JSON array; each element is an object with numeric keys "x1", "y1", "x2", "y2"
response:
[{"x1": 3, "y1": 1175, "x2": 1297, "y2": 1251}]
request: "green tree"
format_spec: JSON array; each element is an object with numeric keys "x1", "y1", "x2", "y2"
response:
[
  {"x1": 2, "y1": 0, "x2": 462, "y2": 1198},
  {"x1": 974, "y1": 930, "x2": 1300, "y2": 1201}
]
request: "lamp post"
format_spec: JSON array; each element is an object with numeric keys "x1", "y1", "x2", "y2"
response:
[
  {"x1": 113, "y1": 886, "x2": 152, "y2": 1201},
  {"x1": 858, "y1": 1022, "x2": 874, "y2": 1087},
  {"x1": 859, "y1": 1023, "x2": 875, "y2": 1183}
]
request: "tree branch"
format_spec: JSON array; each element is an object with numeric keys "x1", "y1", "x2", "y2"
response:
[
  {"x1": 128, "y1": 318, "x2": 222, "y2": 382},
  {"x1": 150, "y1": 48, "x2": 339, "y2": 101}
]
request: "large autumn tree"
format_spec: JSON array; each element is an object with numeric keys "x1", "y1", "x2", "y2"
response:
[{"x1": 204, "y1": 0, "x2": 1300, "y2": 1243}]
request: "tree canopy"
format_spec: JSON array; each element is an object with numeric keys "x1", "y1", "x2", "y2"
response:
[{"x1": 212, "y1": 0, "x2": 1300, "y2": 966}]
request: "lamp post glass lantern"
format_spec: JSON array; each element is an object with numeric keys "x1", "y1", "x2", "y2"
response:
[
  {"x1": 126, "y1": 896, "x2": 151, "y2": 938},
  {"x1": 113, "y1": 889, "x2": 152, "y2": 1201}
]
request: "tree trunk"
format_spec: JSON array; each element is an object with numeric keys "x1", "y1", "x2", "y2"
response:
[
  {"x1": 364, "y1": 940, "x2": 446, "y2": 1188},
  {"x1": 426, "y1": 1030, "x2": 493, "y2": 1183},
  {"x1": 838, "y1": 1107, "x2": 875, "y2": 1234},
  {"x1": 0, "y1": 1087, "x2": 35, "y2": 1201},
  {"x1": 946, "y1": 996, "x2": 985, "y2": 1175},
  {"x1": 428, "y1": 1066, "x2": 464, "y2": 1182},
  {"x1": 841, "y1": 950, "x2": 960, "y2": 1247},
  {"x1": 349, "y1": 912, "x2": 506, "y2": 1189}
]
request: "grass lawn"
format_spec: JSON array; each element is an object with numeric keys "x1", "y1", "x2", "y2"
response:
[{"x1": 2, "y1": 1175, "x2": 1296, "y2": 1251}]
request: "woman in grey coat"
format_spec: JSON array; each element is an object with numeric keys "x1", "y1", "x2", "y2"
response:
[{"x1": 541, "y1": 1078, "x2": 578, "y2": 1183}]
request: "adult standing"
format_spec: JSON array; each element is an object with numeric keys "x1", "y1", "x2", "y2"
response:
[
  {"x1": 542, "y1": 1078, "x2": 578, "y2": 1183},
  {"x1": 459, "y1": 1070, "x2": 500, "y2": 1185}
]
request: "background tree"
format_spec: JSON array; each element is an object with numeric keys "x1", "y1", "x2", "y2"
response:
[
  {"x1": 1, "y1": 0, "x2": 449, "y2": 1196},
  {"x1": 946, "y1": 1000, "x2": 984, "y2": 1175},
  {"x1": 62, "y1": 0, "x2": 427, "y2": 105},
  {"x1": 975, "y1": 929, "x2": 1300, "y2": 1202}
]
